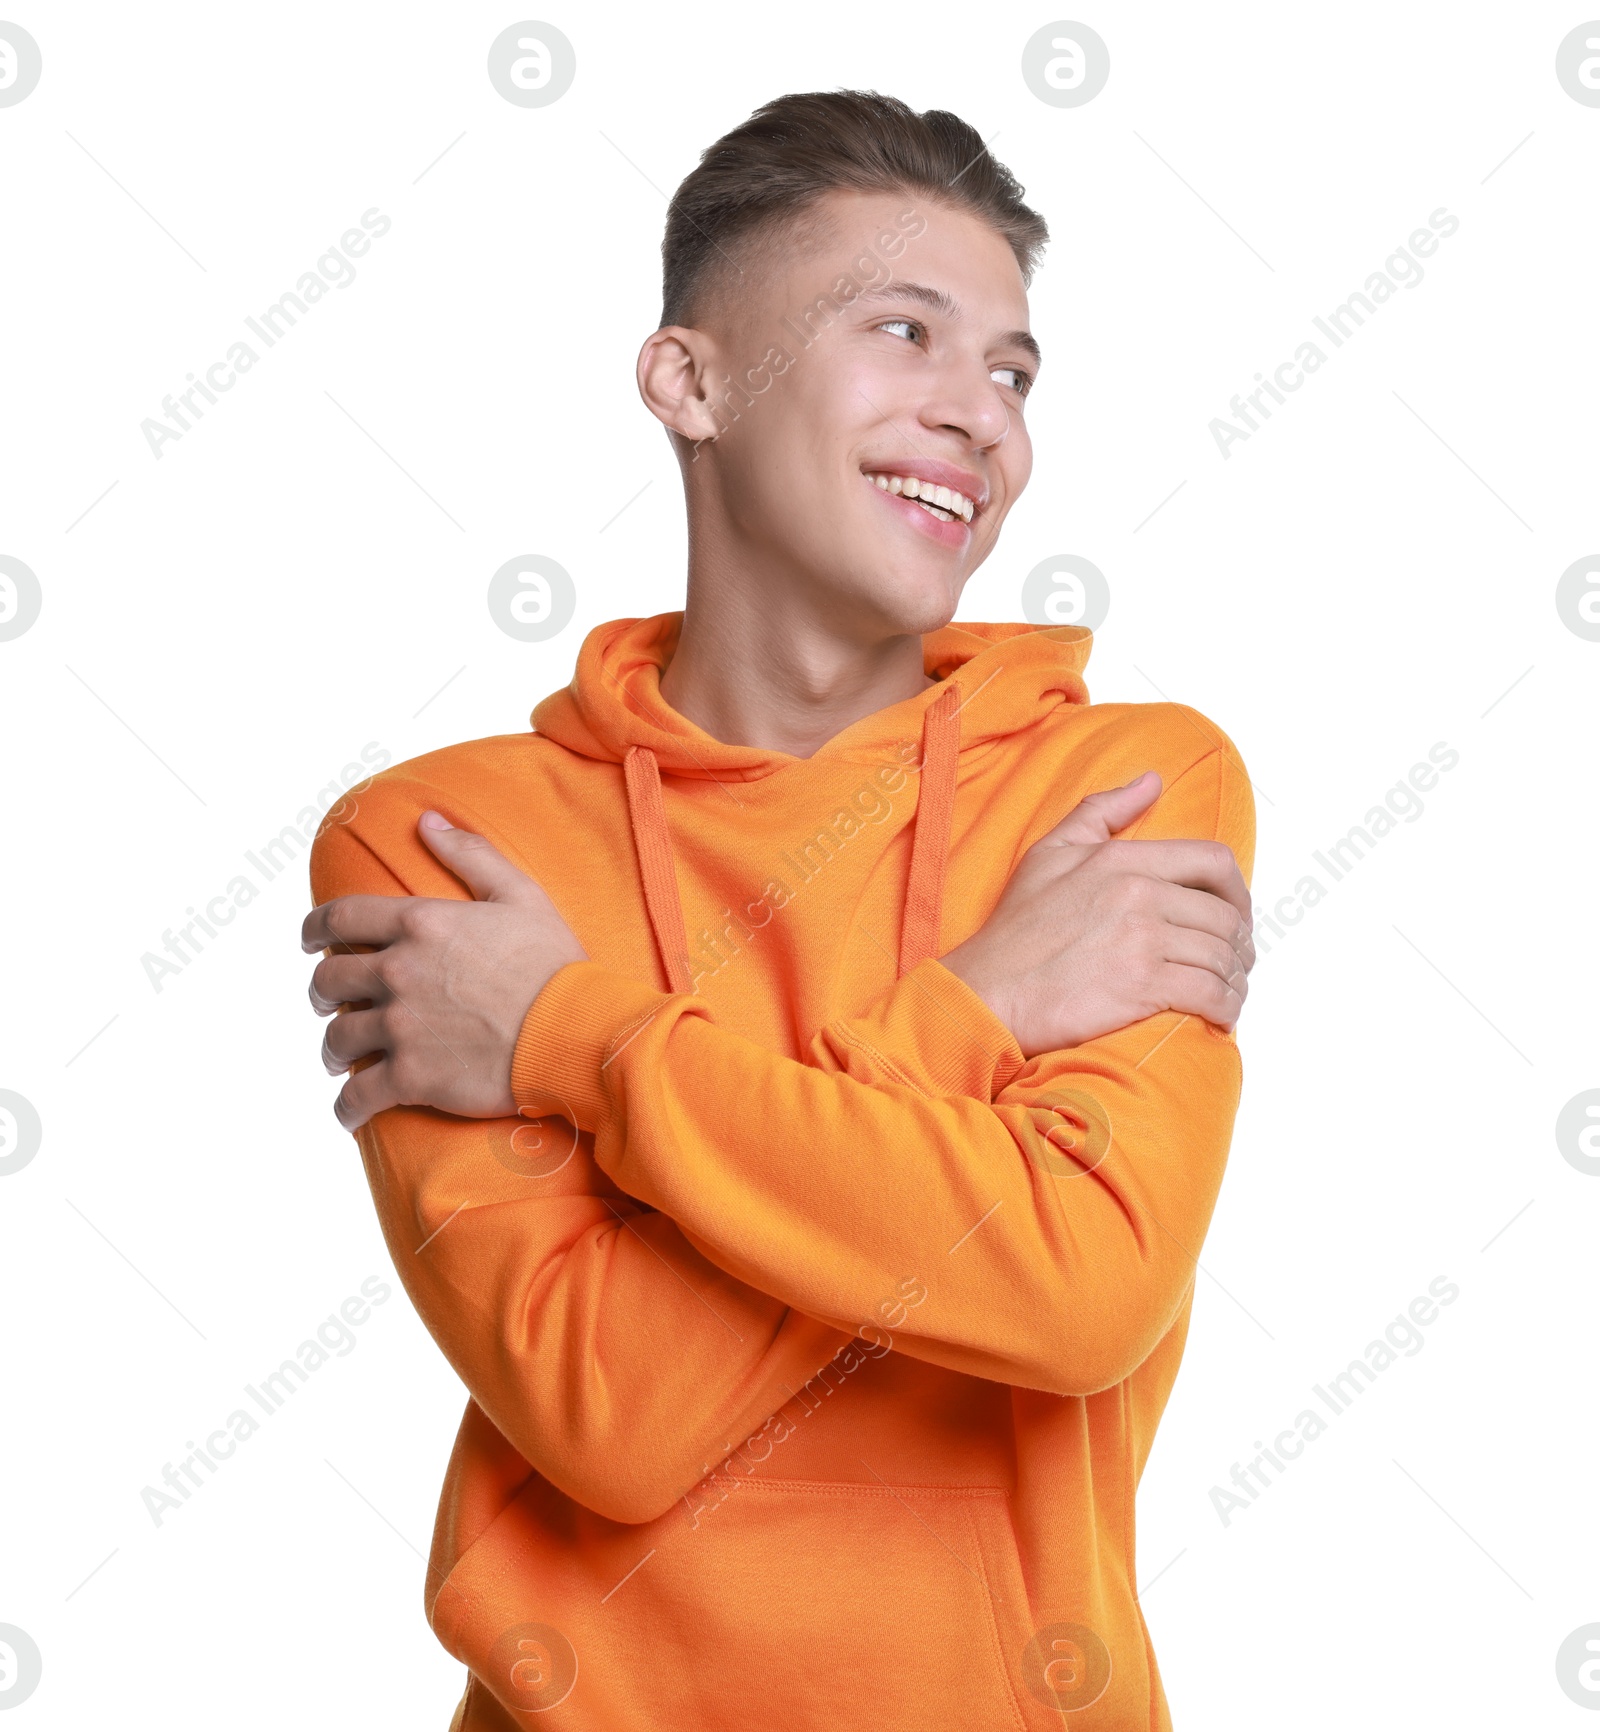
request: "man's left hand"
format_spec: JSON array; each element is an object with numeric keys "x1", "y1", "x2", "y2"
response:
[{"x1": 302, "y1": 812, "x2": 588, "y2": 1131}]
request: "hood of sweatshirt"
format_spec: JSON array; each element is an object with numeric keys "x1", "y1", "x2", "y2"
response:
[{"x1": 531, "y1": 610, "x2": 1094, "y2": 997}]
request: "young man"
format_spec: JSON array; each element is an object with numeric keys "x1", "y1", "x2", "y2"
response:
[{"x1": 304, "y1": 91, "x2": 1254, "y2": 1730}]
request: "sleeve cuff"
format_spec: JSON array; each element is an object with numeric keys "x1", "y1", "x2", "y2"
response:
[
  {"x1": 825, "y1": 956, "x2": 1027, "y2": 1101},
  {"x1": 510, "y1": 960, "x2": 674, "y2": 1131}
]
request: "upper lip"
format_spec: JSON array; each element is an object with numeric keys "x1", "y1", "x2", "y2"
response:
[{"x1": 861, "y1": 459, "x2": 989, "y2": 515}]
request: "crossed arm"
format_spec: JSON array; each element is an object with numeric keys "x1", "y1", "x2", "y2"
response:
[
  {"x1": 304, "y1": 766, "x2": 1253, "y2": 1125},
  {"x1": 302, "y1": 750, "x2": 1254, "y2": 1522}
]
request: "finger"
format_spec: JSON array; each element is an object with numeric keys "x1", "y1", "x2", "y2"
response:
[
  {"x1": 1040, "y1": 772, "x2": 1163, "y2": 847},
  {"x1": 1161, "y1": 925, "x2": 1249, "y2": 1000},
  {"x1": 333, "y1": 1059, "x2": 397, "y2": 1133},
  {"x1": 1109, "y1": 838, "x2": 1250, "y2": 924},
  {"x1": 302, "y1": 894, "x2": 411, "y2": 954},
  {"x1": 1154, "y1": 961, "x2": 1245, "y2": 1031},
  {"x1": 417, "y1": 811, "x2": 544, "y2": 904},
  {"x1": 309, "y1": 952, "x2": 386, "y2": 1014},
  {"x1": 321, "y1": 1007, "x2": 386, "y2": 1075},
  {"x1": 1150, "y1": 884, "x2": 1256, "y2": 972}
]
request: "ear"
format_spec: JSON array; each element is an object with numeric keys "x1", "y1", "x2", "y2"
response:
[{"x1": 636, "y1": 325, "x2": 725, "y2": 447}]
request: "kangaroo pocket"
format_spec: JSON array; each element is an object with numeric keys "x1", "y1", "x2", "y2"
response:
[{"x1": 431, "y1": 1476, "x2": 1049, "y2": 1732}]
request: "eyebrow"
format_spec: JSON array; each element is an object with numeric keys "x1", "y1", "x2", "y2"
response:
[{"x1": 853, "y1": 280, "x2": 1043, "y2": 370}]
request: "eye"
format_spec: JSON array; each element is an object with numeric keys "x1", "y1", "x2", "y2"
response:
[
  {"x1": 991, "y1": 364, "x2": 1034, "y2": 398},
  {"x1": 876, "y1": 317, "x2": 924, "y2": 343}
]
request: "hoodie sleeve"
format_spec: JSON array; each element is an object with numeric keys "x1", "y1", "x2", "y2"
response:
[
  {"x1": 512, "y1": 741, "x2": 1256, "y2": 1400},
  {"x1": 309, "y1": 814, "x2": 862, "y2": 1528},
  {"x1": 816, "y1": 736, "x2": 1256, "y2": 1104}
]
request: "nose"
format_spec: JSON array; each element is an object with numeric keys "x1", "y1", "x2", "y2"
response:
[{"x1": 917, "y1": 353, "x2": 1011, "y2": 452}]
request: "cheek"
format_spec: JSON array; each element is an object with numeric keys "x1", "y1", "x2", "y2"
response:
[
  {"x1": 1009, "y1": 422, "x2": 1034, "y2": 485},
  {"x1": 824, "y1": 343, "x2": 909, "y2": 423},
  {"x1": 765, "y1": 353, "x2": 862, "y2": 458},
  {"x1": 995, "y1": 428, "x2": 1033, "y2": 513}
]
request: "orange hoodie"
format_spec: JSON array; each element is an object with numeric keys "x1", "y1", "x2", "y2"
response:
[{"x1": 308, "y1": 612, "x2": 1254, "y2": 1731}]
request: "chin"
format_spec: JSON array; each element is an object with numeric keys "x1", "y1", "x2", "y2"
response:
[{"x1": 857, "y1": 568, "x2": 966, "y2": 639}]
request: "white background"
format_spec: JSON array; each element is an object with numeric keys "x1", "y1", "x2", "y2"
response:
[{"x1": 3, "y1": 1, "x2": 1596, "y2": 1725}]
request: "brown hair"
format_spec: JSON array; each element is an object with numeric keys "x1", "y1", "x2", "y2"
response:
[{"x1": 660, "y1": 90, "x2": 1049, "y2": 328}]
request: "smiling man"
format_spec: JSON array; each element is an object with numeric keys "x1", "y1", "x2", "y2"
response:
[{"x1": 304, "y1": 91, "x2": 1255, "y2": 1730}]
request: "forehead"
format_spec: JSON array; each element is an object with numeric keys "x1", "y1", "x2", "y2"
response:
[{"x1": 724, "y1": 187, "x2": 1032, "y2": 339}]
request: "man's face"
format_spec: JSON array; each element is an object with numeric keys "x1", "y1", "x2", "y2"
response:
[{"x1": 672, "y1": 188, "x2": 1040, "y2": 638}]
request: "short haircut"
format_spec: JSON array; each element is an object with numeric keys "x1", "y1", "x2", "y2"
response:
[{"x1": 660, "y1": 89, "x2": 1050, "y2": 329}]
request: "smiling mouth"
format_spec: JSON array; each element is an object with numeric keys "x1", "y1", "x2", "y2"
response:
[{"x1": 863, "y1": 471, "x2": 977, "y2": 525}]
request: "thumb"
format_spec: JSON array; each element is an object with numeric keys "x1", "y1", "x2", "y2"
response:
[
  {"x1": 417, "y1": 811, "x2": 539, "y2": 902},
  {"x1": 1042, "y1": 771, "x2": 1162, "y2": 846}
]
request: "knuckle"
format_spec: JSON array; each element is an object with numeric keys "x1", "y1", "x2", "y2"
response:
[
  {"x1": 1122, "y1": 930, "x2": 1161, "y2": 977},
  {"x1": 333, "y1": 1013, "x2": 370, "y2": 1062},
  {"x1": 1118, "y1": 874, "x2": 1154, "y2": 910},
  {"x1": 388, "y1": 1051, "x2": 425, "y2": 1100},
  {"x1": 400, "y1": 901, "x2": 440, "y2": 940},
  {"x1": 354, "y1": 951, "x2": 387, "y2": 996},
  {"x1": 1128, "y1": 917, "x2": 1164, "y2": 959},
  {"x1": 335, "y1": 1081, "x2": 366, "y2": 1131},
  {"x1": 377, "y1": 950, "x2": 415, "y2": 997}
]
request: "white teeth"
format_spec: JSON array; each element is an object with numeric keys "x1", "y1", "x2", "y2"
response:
[{"x1": 865, "y1": 472, "x2": 977, "y2": 522}]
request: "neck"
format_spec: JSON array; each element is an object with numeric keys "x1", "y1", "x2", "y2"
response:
[{"x1": 658, "y1": 571, "x2": 934, "y2": 760}]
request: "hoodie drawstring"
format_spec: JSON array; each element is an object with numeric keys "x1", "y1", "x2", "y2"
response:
[
  {"x1": 897, "y1": 681, "x2": 961, "y2": 976},
  {"x1": 621, "y1": 681, "x2": 962, "y2": 996},
  {"x1": 623, "y1": 745, "x2": 696, "y2": 993}
]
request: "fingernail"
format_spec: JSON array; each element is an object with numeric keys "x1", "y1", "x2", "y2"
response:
[{"x1": 420, "y1": 810, "x2": 453, "y2": 831}]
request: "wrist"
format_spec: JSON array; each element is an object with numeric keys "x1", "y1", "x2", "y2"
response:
[
  {"x1": 508, "y1": 958, "x2": 643, "y2": 1129},
  {"x1": 938, "y1": 941, "x2": 1016, "y2": 1042}
]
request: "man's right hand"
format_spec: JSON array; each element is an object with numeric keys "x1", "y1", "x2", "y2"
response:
[{"x1": 939, "y1": 772, "x2": 1254, "y2": 1058}]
